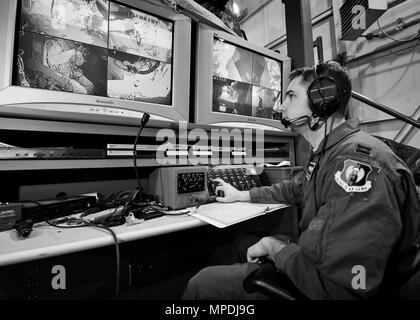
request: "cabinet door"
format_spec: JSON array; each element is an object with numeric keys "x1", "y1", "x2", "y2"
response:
[{"x1": 0, "y1": 246, "x2": 127, "y2": 299}]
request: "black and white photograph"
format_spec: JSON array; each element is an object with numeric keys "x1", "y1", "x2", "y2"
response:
[
  {"x1": 16, "y1": 31, "x2": 108, "y2": 95},
  {"x1": 251, "y1": 85, "x2": 280, "y2": 119},
  {"x1": 212, "y1": 76, "x2": 252, "y2": 116},
  {"x1": 0, "y1": 0, "x2": 419, "y2": 307},
  {"x1": 107, "y1": 50, "x2": 172, "y2": 104},
  {"x1": 20, "y1": 0, "x2": 109, "y2": 48},
  {"x1": 108, "y1": 2, "x2": 173, "y2": 63},
  {"x1": 213, "y1": 37, "x2": 253, "y2": 83},
  {"x1": 252, "y1": 54, "x2": 282, "y2": 91}
]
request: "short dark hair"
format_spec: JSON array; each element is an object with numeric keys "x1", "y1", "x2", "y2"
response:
[{"x1": 289, "y1": 61, "x2": 352, "y2": 117}]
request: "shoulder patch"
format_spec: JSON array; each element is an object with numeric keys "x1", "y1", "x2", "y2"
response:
[{"x1": 335, "y1": 159, "x2": 372, "y2": 192}]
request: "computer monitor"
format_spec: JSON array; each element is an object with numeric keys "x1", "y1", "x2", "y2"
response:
[
  {"x1": 194, "y1": 24, "x2": 292, "y2": 131},
  {"x1": 0, "y1": 0, "x2": 191, "y2": 125}
]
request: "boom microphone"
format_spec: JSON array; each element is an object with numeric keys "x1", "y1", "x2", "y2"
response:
[
  {"x1": 133, "y1": 113, "x2": 151, "y2": 202},
  {"x1": 279, "y1": 112, "x2": 310, "y2": 128},
  {"x1": 140, "y1": 112, "x2": 150, "y2": 127}
]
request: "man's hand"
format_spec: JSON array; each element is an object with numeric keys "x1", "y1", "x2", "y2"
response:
[
  {"x1": 247, "y1": 237, "x2": 287, "y2": 263},
  {"x1": 212, "y1": 178, "x2": 251, "y2": 203}
]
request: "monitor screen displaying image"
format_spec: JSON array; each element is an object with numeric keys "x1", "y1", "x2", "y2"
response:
[
  {"x1": 15, "y1": 0, "x2": 174, "y2": 106},
  {"x1": 108, "y1": 2, "x2": 173, "y2": 63},
  {"x1": 212, "y1": 76, "x2": 252, "y2": 116},
  {"x1": 107, "y1": 50, "x2": 171, "y2": 104},
  {"x1": 212, "y1": 37, "x2": 282, "y2": 121}
]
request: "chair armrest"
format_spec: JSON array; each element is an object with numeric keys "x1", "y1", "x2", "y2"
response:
[{"x1": 243, "y1": 263, "x2": 309, "y2": 300}]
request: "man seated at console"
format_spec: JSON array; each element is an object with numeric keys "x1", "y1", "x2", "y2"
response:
[{"x1": 183, "y1": 61, "x2": 420, "y2": 299}]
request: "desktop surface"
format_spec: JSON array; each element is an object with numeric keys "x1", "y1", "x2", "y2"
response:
[
  {"x1": 0, "y1": 202, "x2": 290, "y2": 267},
  {"x1": 0, "y1": 214, "x2": 204, "y2": 267}
]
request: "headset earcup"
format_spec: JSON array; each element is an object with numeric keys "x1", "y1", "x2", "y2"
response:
[{"x1": 307, "y1": 77, "x2": 340, "y2": 118}]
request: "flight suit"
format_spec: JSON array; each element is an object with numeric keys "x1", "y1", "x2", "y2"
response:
[
  {"x1": 249, "y1": 118, "x2": 420, "y2": 299},
  {"x1": 183, "y1": 119, "x2": 420, "y2": 300}
]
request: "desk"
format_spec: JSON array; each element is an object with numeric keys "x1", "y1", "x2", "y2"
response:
[
  {"x1": 0, "y1": 203, "x2": 293, "y2": 299},
  {"x1": 0, "y1": 214, "x2": 206, "y2": 267},
  {"x1": 0, "y1": 203, "x2": 291, "y2": 267}
]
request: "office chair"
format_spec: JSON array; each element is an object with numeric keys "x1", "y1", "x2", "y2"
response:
[
  {"x1": 406, "y1": 148, "x2": 420, "y2": 186},
  {"x1": 243, "y1": 263, "x2": 308, "y2": 300},
  {"x1": 374, "y1": 136, "x2": 420, "y2": 186},
  {"x1": 397, "y1": 267, "x2": 420, "y2": 299},
  {"x1": 243, "y1": 255, "x2": 420, "y2": 300}
]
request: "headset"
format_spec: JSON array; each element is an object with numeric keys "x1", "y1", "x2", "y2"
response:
[
  {"x1": 307, "y1": 61, "x2": 348, "y2": 119},
  {"x1": 280, "y1": 61, "x2": 349, "y2": 130}
]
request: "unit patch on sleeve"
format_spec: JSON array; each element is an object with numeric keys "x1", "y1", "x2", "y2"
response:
[{"x1": 334, "y1": 159, "x2": 372, "y2": 192}]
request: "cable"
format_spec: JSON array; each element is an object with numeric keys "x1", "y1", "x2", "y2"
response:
[
  {"x1": 46, "y1": 215, "x2": 121, "y2": 299},
  {"x1": 80, "y1": 205, "x2": 125, "y2": 227},
  {"x1": 18, "y1": 198, "x2": 122, "y2": 298},
  {"x1": 101, "y1": 204, "x2": 127, "y2": 227},
  {"x1": 377, "y1": 19, "x2": 420, "y2": 42},
  {"x1": 45, "y1": 220, "x2": 86, "y2": 229},
  {"x1": 312, "y1": 117, "x2": 330, "y2": 213},
  {"x1": 85, "y1": 222, "x2": 120, "y2": 300},
  {"x1": 45, "y1": 207, "x2": 121, "y2": 299}
]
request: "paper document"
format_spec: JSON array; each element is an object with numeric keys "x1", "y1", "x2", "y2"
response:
[{"x1": 189, "y1": 202, "x2": 289, "y2": 228}]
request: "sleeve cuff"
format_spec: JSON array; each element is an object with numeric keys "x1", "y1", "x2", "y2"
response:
[
  {"x1": 249, "y1": 187, "x2": 263, "y2": 203},
  {"x1": 274, "y1": 243, "x2": 300, "y2": 270}
]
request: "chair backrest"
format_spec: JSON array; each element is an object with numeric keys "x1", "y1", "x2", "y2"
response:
[
  {"x1": 397, "y1": 268, "x2": 420, "y2": 299},
  {"x1": 243, "y1": 263, "x2": 309, "y2": 300},
  {"x1": 374, "y1": 136, "x2": 420, "y2": 186}
]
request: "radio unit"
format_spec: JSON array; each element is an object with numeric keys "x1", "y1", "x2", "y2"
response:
[
  {"x1": 149, "y1": 165, "x2": 263, "y2": 210},
  {"x1": 149, "y1": 166, "x2": 209, "y2": 210}
]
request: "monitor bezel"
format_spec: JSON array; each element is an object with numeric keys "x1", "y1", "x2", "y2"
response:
[
  {"x1": 194, "y1": 24, "x2": 292, "y2": 131},
  {"x1": 0, "y1": 0, "x2": 191, "y2": 124}
]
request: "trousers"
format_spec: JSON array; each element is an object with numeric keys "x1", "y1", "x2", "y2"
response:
[
  {"x1": 182, "y1": 263, "x2": 267, "y2": 300},
  {"x1": 182, "y1": 231, "x2": 285, "y2": 300}
]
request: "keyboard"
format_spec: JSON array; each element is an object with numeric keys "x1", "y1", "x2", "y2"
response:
[{"x1": 207, "y1": 165, "x2": 263, "y2": 196}]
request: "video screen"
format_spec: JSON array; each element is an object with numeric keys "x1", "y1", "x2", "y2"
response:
[
  {"x1": 20, "y1": 0, "x2": 109, "y2": 48},
  {"x1": 14, "y1": 0, "x2": 174, "y2": 105},
  {"x1": 251, "y1": 86, "x2": 280, "y2": 119},
  {"x1": 17, "y1": 32, "x2": 108, "y2": 95},
  {"x1": 213, "y1": 39, "x2": 252, "y2": 83},
  {"x1": 252, "y1": 55, "x2": 282, "y2": 91},
  {"x1": 108, "y1": 2, "x2": 173, "y2": 63},
  {"x1": 107, "y1": 51, "x2": 171, "y2": 104},
  {"x1": 212, "y1": 37, "x2": 283, "y2": 120},
  {"x1": 213, "y1": 76, "x2": 252, "y2": 116}
]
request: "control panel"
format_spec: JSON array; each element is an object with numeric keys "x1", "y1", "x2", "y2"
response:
[
  {"x1": 177, "y1": 172, "x2": 206, "y2": 194},
  {"x1": 149, "y1": 166, "x2": 209, "y2": 210},
  {"x1": 208, "y1": 166, "x2": 262, "y2": 196},
  {"x1": 149, "y1": 165, "x2": 263, "y2": 210}
]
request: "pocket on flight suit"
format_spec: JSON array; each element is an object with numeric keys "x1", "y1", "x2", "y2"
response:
[{"x1": 298, "y1": 213, "x2": 332, "y2": 264}]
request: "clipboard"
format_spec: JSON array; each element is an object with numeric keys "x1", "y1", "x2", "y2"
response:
[{"x1": 188, "y1": 202, "x2": 287, "y2": 228}]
